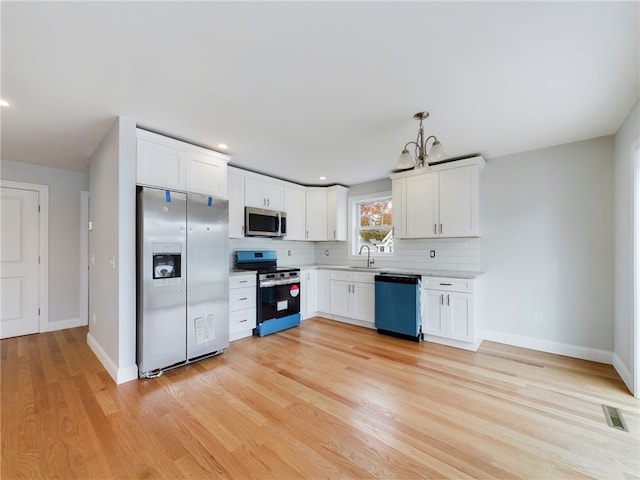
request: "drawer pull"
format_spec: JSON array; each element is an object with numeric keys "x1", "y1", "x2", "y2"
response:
[
  {"x1": 239, "y1": 280, "x2": 248, "y2": 283},
  {"x1": 239, "y1": 297, "x2": 248, "y2": 301},
  {"x1": 439, "y1": 283, "x2": 452, "y2": 286},
  {"x1": 239, "y1": 319, "x2": 248, "y2": 323}
]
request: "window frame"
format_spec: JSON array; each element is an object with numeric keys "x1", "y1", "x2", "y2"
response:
[{"x1": 348, "y1": 191, "x2": 394, "y2": 259}]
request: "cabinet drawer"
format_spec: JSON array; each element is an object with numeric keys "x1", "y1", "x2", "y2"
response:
[
  {"x1": 423, "y1": 277, "x2": 472, "y2": 293},
  {"x1": 229, "y1": 308, "x2": 256, "y2": 334},
  {"x1": 230, "y1": 274, "x2": 256, "y2": 289},
  {"x1": 229, "y1": 287, "x2": 256, "y2": 311},
  {"x1": 329, "y1": 270, "x2": 375, "y2": 284},
  {"x1": 330, "y1": 270, "x2": 352, "y2": 282}
]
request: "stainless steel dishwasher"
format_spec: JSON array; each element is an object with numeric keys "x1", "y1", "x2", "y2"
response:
[{"x1": 374, "y1": 273, "x2": 422, "y2": 342}]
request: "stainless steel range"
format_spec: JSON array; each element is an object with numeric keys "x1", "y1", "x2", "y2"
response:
[{"x1": 234, "y1": 250, "x2": 301, "y2": 337}]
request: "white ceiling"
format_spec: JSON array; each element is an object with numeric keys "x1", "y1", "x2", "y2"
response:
[{"x1": 1, "y1": 1, "x2": 638, "y2": 186}]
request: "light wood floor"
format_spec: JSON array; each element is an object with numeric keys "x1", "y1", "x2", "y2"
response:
[{"x1": 2, "y1": 317, "x2": 639, "y2": 479}]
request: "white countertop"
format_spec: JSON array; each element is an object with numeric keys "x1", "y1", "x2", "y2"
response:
[{"x1": 293, "y1": 264, "x2": 482, "y2": 279}]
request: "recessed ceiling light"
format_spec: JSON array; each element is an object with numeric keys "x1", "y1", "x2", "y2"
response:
[
  {"x1": 217, "y1": 143, "x2": 228, "y2": 150},
  {"x1": 319, "y1": 176, "x2": 326, "y2": 180},
  {"x1": 0, "y1": 99, "x2": 9, "y2": 107}
]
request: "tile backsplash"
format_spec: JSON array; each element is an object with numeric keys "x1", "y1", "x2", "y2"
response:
[
  {"x1": 229, "y1": 237, "x2": 482, "y2": 272},
  {"x1": 229, "y1": 237, "x2": 316, "y2": 269}
]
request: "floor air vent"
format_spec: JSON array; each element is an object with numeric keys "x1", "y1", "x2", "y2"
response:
[{"x1": 601, "y1": 405, "x2": 629, "y2": 432}]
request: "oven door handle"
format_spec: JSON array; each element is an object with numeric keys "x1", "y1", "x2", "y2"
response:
[{"x1": 260, "y1": 279, "x2": 300, "y2": 288}]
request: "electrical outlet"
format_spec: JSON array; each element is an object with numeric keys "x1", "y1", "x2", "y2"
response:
[
  {"x1": 430, "y1": 250, "x2": 436, "y2": 258},
  {"x1": 533, "y1": 312, "x2": 543, "y2": 324}
]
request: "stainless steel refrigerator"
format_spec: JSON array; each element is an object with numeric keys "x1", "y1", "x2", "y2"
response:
[{"x1": 137, "y1": 186, "x2": 229, "y2": 378}]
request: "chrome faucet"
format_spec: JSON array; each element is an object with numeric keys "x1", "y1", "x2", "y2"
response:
[{"x1": 358, "y1": 245, "x2": 375, "y2": 268}]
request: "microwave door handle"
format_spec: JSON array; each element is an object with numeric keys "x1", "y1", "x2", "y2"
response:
[{"x1": 276, "y1": 211, "x2": 280, "y2": 233}]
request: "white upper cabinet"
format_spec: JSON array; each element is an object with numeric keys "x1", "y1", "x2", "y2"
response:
[
  {"x1": 136, "y1": 129, "x2": 230, "y2": 197},
  {"x1": 327, "y1": 185, "x2": 348, "y2": 241},
  {"x1": 244, "y1": 175, "x2": 284, "y2": 211},
  {"x1": 304, "y1": 185, "x2": 348, "y2": 241},
  {"x1": 391, "y1": 156, "x2": 484, "y2": 239},
  {"x1": 405, "y1": 172, "x2": 439, "y2": 238},
  {"x1": 305, "y1": 188, "x2": 328, "y2": 241},
  {"x1": 284, "y1": 185, "x2": 306, "y2": 241},
  {"x1": 227, "y1": 167, "x2": 245, "y2": 239},
  {"x1": 439, "y1": 166, "x2": 478, "y2": 237}
]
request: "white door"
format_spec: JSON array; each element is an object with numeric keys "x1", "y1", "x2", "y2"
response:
[{"x1": 1, "y1": 187, "x2": 40, "y2": 338}]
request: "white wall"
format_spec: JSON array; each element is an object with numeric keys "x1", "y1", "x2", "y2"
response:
[
  {"x1": 613, "y1": 100, "x2": 639, "y2": 394},
  {"x1": 0, "y1": 160, "x2": 88, "y2": 329},
  {"x1": 87, "y1": 116, "x2": 137, "y2": 384},
  {"x1": 481, "y1": 136, "x2": 615, "y2": 360}
]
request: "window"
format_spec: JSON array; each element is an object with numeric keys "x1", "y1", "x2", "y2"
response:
[{"x1": 351, "y1": 193, "x2": 393, "y2": 256}]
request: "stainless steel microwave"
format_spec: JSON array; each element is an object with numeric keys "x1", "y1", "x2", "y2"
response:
[{"x1": 245, "y1": 207, "x2": 286, "y2": 237}]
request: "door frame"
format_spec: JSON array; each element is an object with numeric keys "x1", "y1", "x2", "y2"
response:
[
  {"x1": 1, "y1": 180, "x2": 49, "y2": 332},
  {"x1": 634, "y1": 141, "x2": 640, "y2": 398}
]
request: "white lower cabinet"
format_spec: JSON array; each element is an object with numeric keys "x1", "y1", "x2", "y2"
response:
[
  {"x1": 317, "y1": 269, "x2": 331, "y2": 316},
  {"x1": 422, "y1": 276, "x2": 482, "y2": 350},
  {"x1": 329, "y1": 270, "x2": 375, "y2": 328},
  {"x1": 301, "y1": 268, "x2": 319, "y2": 320},
  {"x1": 229, "y1": 273, "x2": 256, "y2": 341}
]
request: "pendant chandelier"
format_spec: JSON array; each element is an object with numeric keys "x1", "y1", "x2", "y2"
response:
[{"x1": 395, "y1": 111, "x2": 447, "y2": 170}]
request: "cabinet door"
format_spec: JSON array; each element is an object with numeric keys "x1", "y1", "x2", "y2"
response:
[
  {"x1": 406, "y1": 173, "x2": 439, "y2": 238},
  {"x1": 244, "y1": 177, "x2": 265, "y2": 208},
  {"x1": 423, "y1": 290, "x2": 446, "y2": 336},
  {"x1": 263, "y1": 182, "x2": 284, "y2": 211},
  {"x1": 327, "y1": 186, "x2": 348, "y2": 241},
  {"x1": 352, "y1": 282, "x2": 375, "y2": 323},
  {"x1": 330, "y1": 280, "x2": 351, "y2": 317},
  {"x1": 305, "y1": 188, "x2": 327, "y2": 241},
  {"x1": 447, "y1": 292, "x2": 473, "y2": 342},
  {"x1": 392, "y1": 178, "x2": 406, "y2": 238},
  {"x1": 439, "y1": 166, "x2": 478, "y2": 237},
  {"x1": 185, "y1": 151, "x2": 227, "y2": 197},
  {"x1": 317, "y1": 270, "x2": 331, "y2": 314},
  {"x1": 304, "y1": 270, "x2": 318, "y2": 316},
  {"x1": 284, "y1": 186, "x2": 306, "y2": 240},
  {"x1": 227, "y1": 171, "x2": 245, "y2": 238},
  {"x1": 137, "y1": 138, "x2": 185, "y2": 190}
]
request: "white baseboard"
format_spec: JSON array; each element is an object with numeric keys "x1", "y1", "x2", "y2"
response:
[
  {"x1": 423, "y1": 334, "x2": 481, "y2": 352},
  {"x1": 44, "y1": 316, "x2": 87, "y2": 332},
  {"x1": 86, "y1": 332, "x2": 138, "y2": 385},
  {"x1": 330, "y1": 315, "x2": 376, "y2": 330},
  {"x1": 483, "y1": 330, "x2": 613, "y2": 364},
  {"x1": 612, "y1": 353, "x2": 634, "y2": 395}
]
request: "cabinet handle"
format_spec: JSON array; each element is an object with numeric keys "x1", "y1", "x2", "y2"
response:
[
  {"x1": 333, "y1": 230, "x2": 336, "y2": 239},
  {"x1": 267, "y1": 198, "x2": 270, "y2": 207},
  {"x1": 239, "y1": 297, "x2": 248, "y2": 301},
  {"x1": 239, "y1": 319, "x2": 248, "y2": 323},
  {"x1": 441, "y1": 294, "x2": 444, "y2": 305},
  {"x1": 439, "y1": 283, "x2": 452, "y2": 286},
  {"x1": 440, "y1": 224, "x2": 443, "y2": 235},
  {"x1": 434, "y1": 224, "x2": 437, "y2": 235},
  {"x1": 239, "y1": 280, "x2": 248, "y2": 284},
  {"x1": 306, "y1": 230, "x2": 309, "y2": 239},
  {"x1": 447, "y1": 294, "x2": 450, "y2": 306}
]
